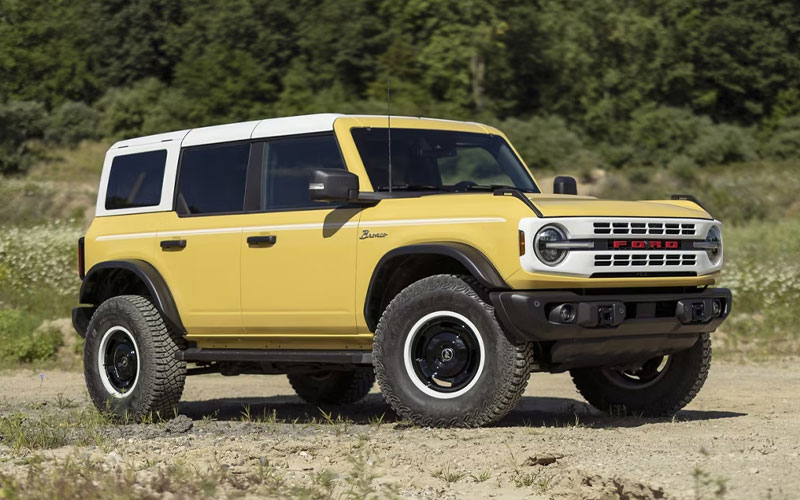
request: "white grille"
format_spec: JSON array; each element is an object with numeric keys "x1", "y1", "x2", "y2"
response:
[
  {"x1": 595, "y1": 253, "x2": 698, "y2": 267},
  {"x1": 593, "y1": 221, "x2": 696, "y2": 236}
]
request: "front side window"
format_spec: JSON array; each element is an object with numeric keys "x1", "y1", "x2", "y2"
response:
[
  {"x1": 261, "y1": 134, "x2": 345, "y2": 210},
  {"x1": 105, "y1": 150, "x2": 167, "y2": 210},
  {"x1": 177, "y1": 143, "x2": 250, "y2": 215},
  {"x1": 351, "y1": 128, "x2": 538, "y2": 193}
]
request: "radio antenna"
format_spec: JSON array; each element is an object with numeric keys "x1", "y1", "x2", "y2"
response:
[{"x1": 387, "y1": 78, "x2": 392, "y2": 193}]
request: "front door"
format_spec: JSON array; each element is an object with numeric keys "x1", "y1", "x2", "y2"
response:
[{"x1": 239, "y1": 134, "x2": 361, "y2": 336}]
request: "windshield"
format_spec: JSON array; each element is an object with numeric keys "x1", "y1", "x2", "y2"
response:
[{"x1": 351, "y1": 128, "x2": 539, "y2": 193}]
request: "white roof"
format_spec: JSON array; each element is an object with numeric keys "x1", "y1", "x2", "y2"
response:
[
  {"x1": 111, "y1": 113, "x2": 482, "y2": 150},
  {"x1": 111, "y1": 113, "x2": 344, "y2": 149}
]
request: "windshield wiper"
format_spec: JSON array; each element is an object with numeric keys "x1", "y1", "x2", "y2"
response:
[
  {"x1": 457, "y1": 184, "x2": 534, "y2": 193},
  {"x1": 375, "y1": 184, "x2": 450, "y2": 192}
]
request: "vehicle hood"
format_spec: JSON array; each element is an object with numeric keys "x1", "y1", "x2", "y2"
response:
[{"x1": 527, "y1": 194, "x2": 713, "y2": 219}]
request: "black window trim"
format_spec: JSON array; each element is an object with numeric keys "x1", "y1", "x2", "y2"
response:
[{"x1": 173, "y1": 132, "x2": 353, "y2": 217}]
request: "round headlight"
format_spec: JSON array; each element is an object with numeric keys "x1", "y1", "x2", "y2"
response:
[
  {"x1": 534, "y1": 225, "x2": 568, "y2": 266},
  {"x1": 705, "y1": 225, "x2": 722, "y2": 264}
]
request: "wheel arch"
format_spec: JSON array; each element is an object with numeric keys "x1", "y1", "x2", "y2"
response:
[
  {"x1": 363, "y1": 243, "x2": 508, "y2": 332},
  {"x1": 79, "y1": 259, "x2": 185, "y2": 334}
]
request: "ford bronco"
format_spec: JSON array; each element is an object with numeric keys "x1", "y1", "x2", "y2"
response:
[{"x1": 73, "y1": 114, "x2": 730, "y2": 427}]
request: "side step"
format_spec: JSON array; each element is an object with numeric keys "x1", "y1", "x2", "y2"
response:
[{"x1": 176, "y1": 348, "x2": 373, "y2": 365}]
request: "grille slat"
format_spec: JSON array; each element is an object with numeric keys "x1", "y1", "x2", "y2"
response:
[
  {"x1": 595, "y1": 253, "x2": 697, "y2": 267},
  {"x1": 593, "y1": 220, "x2": 696, "y2": 236}
]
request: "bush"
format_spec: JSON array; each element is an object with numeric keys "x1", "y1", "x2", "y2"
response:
[
  {"x1": 498, "y1": 115, "x2": 587, "y2": 172},
  {"x1": 96, "y1": 78, "x2": 196, "y2": 140},
  {"x1": 627, "y1": 106, "x2": 757, "y2": 167},
  {"x1": 760, "y1": 115, "x2": 800, "y2": 160},
  {"x1": 0, "y1": 309, "x2": 62, "y2": 363},
  {"x1": 0, "y1": 100, "x2": 47, "y2": 174},
  {"x1": 45, "y1": 101, "x2": 101, "y2": 145}
]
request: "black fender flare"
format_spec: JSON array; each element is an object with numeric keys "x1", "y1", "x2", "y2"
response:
[
  {"x1": 79, "y1": 259, "x2": 185, "y2": 334},
  {"x1": 363, "y1": 242, "x2": 509, "y2": 331}
]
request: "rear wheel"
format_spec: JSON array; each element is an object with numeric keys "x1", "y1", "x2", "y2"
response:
[
  {"x1": 570, "y1": 333, "x2": 711, "y2": 417},
  {"x1": 288, "y1": 368, "x2": 375, "y2": 405},
  {"x1": 84, "y1": 295, "x2": 186, "y2": 421},
  {"x1": 373, "y1": 274, "x2": 532, "y2": 427}
]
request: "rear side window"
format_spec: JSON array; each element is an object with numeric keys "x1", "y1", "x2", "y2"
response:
[
  {"x1": 177, "y1": 143, "x2": 250, "y2": 215},
  {"x1": 262, "y1": 134, "x2": 345, "y2": 210},
  {"x1": 105, "y1": 150, "x2": 167, "y2": 210}
]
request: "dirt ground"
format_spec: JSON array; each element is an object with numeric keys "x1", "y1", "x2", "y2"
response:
[{"x1": 1, "y1": 359, "x2": 798, "y2": 499}]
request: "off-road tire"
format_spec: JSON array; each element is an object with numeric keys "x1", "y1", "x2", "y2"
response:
[
  {"x1": 373, "y1": 274, "x2": 532, "y2": 427},
  {"x1": 288, "y1": 369, "x2": 375, "y2": 405},
  {"x1": 570, "y1": 333, "x2": 712, "y2": 417},
  {"x1": 84, "y1": 295, "x2": 186, "y2": 421}
]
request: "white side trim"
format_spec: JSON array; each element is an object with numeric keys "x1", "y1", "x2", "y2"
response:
[
  {"x1": 364, "y1": 217, "x2": 505, "y2": 227},
  {"x1": 403, "y1": 311, "x2": 486, "y2": 400},
  {"x1": 95, "y1": 217, "x2": 506, "y2": 241}
]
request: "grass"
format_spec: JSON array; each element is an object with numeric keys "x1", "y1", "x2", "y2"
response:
[
  {"x1": 0, "y1": 408, "x2": 112, "y2": 454},
  {"x1": 432, "y1": 465, "x2": 466, "y2": 485},
  {"x1": 0, "y1": 449, "x2": 399, "y2": 500}
]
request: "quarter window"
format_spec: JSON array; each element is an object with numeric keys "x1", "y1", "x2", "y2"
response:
[
  {"x1": 105, "y1": 150, "x2": 166, "y2": 210},
  {"x1": 261, "y1": 134, "x2": 345, "y2": 210},
  {"x1": 177, "y1": 143, "x2": 250, "y2": 215}
]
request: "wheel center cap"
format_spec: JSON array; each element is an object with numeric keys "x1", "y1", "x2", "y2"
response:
[
  {"x1": 441, "y1": 347, "x2": 455, "y2": 362},
  {"x1": 121, "y1": 356, "x2": 129, "y2": 367}
]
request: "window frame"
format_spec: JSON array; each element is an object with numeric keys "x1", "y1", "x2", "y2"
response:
[
  {"x1": 96, "y1": 140, "x2": 181, "y2": 218},
  {"x1": 173, "y1": 132, "x2": 351, "y2": 217}
]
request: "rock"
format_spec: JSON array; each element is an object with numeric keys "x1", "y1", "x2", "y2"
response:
[
  {"x1": 104, "y1": 450, "x2": 123, "y2": 469},
  {"x1": 523, "y1": 453, "x2": 564, "y2": 466},
  {"x1": 164, "y1": 414, "x2": 194, "y2": 433}
]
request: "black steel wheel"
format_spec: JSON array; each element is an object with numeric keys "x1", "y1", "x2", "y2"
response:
[
  {"x1": 407, "y1": 312, "x2": 483, "y2": 395},
  {"x1": 571, "y1": 334, "x2": 712, "y2": 417}
]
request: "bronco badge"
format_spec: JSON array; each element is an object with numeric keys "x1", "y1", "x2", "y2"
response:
[{"x1": 360, "y1": 229, "x2": 388, "y2": 239}]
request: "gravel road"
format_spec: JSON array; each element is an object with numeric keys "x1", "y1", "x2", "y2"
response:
[{"x1": 1, "y1": 359, "x2": 798, "y2": 499}]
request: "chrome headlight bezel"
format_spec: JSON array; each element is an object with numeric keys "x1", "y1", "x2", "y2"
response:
[
  {"x1": 534, "y1": 224, "x2": 568, "y2": 266},
  {"x1": 704, "y1": 225, "x2": 722, "y2": 264}
]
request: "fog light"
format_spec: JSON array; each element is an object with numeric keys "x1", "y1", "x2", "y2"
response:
[
  {"x1": 548, "y1": 303, "x2": 577, "y2": 324},
  {"x1": 712, "y1": 299, "x2": 723, "y2": 317},
  {"x1": 560, "y1": 304, "x2": 576, "y2": 323}
]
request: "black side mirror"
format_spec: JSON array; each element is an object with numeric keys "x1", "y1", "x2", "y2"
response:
[
  {"x1": 309, "y1": 169, "x2": 360, "y2": 202},
  {"x1": 553, "y1": 176, "x2": 578, "y2": 195}
]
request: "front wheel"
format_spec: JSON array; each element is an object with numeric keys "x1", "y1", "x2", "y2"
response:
[
  {"x1": 570, "y1": 333, "x2": 712, "y2": 417},
  {"x1": 373, "y1": 275, "x2": 532, "y2": 427}
]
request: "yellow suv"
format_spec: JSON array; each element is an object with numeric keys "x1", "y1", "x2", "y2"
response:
[{"x1": 73, "y1": 114, "x2": 731, "y2": 426}]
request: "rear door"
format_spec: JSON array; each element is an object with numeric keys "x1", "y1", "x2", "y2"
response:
[
  {"x1": 239, "y1": 134, "x2": 361, "y2": 335},
  {"x1": 153, "y1": 142, "x2": 255, "y2": 335}
]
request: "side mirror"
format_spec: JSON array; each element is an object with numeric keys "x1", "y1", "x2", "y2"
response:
[
  {"x1": 553, "y1": 176, "x2": 578, "y2": 195},
  {"x1": 309, "y1": 169, "x2": 360, "y2": 202}
]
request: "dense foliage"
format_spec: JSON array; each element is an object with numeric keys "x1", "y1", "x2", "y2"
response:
[{"x1": 2, "y1": 0, "x2": 800, "y2": 172}]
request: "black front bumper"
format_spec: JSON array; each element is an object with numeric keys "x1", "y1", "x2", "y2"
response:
[{"x1": 491, "y1": 287, "x2": 731, "y2": 371}]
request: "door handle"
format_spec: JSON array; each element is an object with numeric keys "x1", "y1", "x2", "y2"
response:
[
  {"x1": 160, "y1": 239, "x2": 187, "y2": 250},
  {"x1": 247, "y1": 235, "x2": 277, "y2": 247}
]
